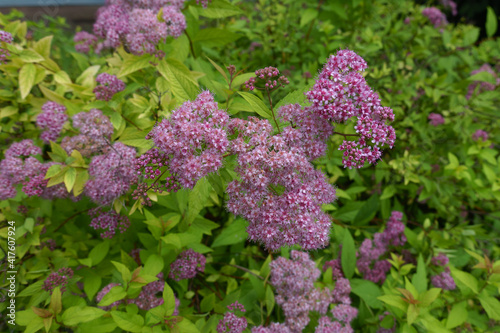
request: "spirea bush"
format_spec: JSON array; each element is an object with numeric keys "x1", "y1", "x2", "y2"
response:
[{"x1": 0, "y1": 0, "x2": 499, "y2": 332}]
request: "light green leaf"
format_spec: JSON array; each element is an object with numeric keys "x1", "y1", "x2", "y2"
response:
[
  {"x1": 197, "y1": 0, "x2": 242, "y2": 18},
  {"x1": 157, "y1": 59, "x2": 198, "y2": 101},
  {"x1": 407, "y1": 303, "x2": 419, "y2": 325},
  {"x1": 112, "y1": 261, "x2": 131, "y2": 283},
  {"x1": 84, "y1": 273, "x2": 102, "y2": 301},
  {"x1": 412, "y1": 254, "x2": 427, "y2": 294},
  {"x1": 211, "y1": 219, "x2": 248, "y2": 247},
  {"x1": 33, "y1": 35, "x2": 52, "y2": 58},
  {"x1": 380, "y1": 185, "x2": 396, "y2": 200},
  {"x1": 378, "y1": 295, "x2": 408, "y2": 312},
  {"x1": 238, "y1": 91, "x2": 272, "y2": 119},
  {"x1": 446, "y1": 301, "x2": 468, "y2": 329},
  {"x1": 64, "y1": 167, "x2": 76, "y2": 192},
  {"x1": 350, "y1": 279, "x2": 382, "y2": 309},
  {"x1": 419, "y1": 288, "x2": 441, "y2": 307},
  {"x1": 19, "y1": 49, "x2": 45, "y2": 63},
  {"x1": 175, "y1": 318, "x2": 200, "y2": 333},
  {"x1": 478, "y1": 292, "x2": 500, "y2": 320},
  {"x1": 163, "y1": 282, "x2": 176, "y2": 316},
  {"x1": 300, "y1": 8, "x2": 318, "y2": 27},
  {"x1": 98, "y1": 286, "x2": 127, "y2": 307},
  {"x1": 186, "y1": 178, "x2": 211, "y2": 226},
  {"x1": 486, "y1": 6, "x2": 498, "y2": 38},
  {"x1": 143, "y1": 254, "x2": 164, "y2": 277},
  {"x1": 118, "y1": 55, "x2": 151, "y2": 78},
  {"x1": 19, "y1": 63, "x2": 36, "y2": 99},
  {"x1": 193, "y1": 28, "x2": 241, "y2": 47},
  {"x1": 89, "y1": 240, "x2": 110, "y2": 266},
  {"x1": 110, "y1": 311, "x2": 144, "y2": 332},
  {"x1": 341, "y1": 229, "x2": 356, "y2": 279},
  {"x1": 450, "y1": 268, "x2": 478, "y2": 293},
  {"x1": 62, "y1": 306, "x2": 106, "y2": 326}
]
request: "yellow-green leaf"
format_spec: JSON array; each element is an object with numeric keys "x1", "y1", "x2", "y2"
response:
[
  {"x1": 19, "y1": 63, "x2": 36, "y2": 99},
  {"x1": 19, "y1": 49, "x2": 45, "y2": 63},
  {"x1": 64, "y1": 168, "x2": 76, "y2": 192}
]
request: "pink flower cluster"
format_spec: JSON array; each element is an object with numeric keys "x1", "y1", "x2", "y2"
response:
[
  {"x1": 472, "y1": 129, "x2": 488, "y2": 142},
  {"x1": 466, "y1": 64, "x2": 500, "y2": 100},
  {"x1": 74, "y1": 31, "x2": 98, "y2": 53},
  {"x1": 245, "y1": 66, "x2": 289, "y2": 91},
  {"x1": 89, "y1": 208, "x2": 131, "y2": 238},
  {"x1": 36, "y1": 102, "x2": 68, "y2": 143},
  {"x1": 89, "y1": 0, "x2": 187, "y2": 55},
  {"x1": 94, "y1": 73, "x2": 126, "y2": 101},
  {"x1": 42, "y1": 268, "x2": 74, "y2": 293},
  {"x1": 0, "y1": 30, "x2": 13, "y2": 64},
  {"x1": 145, "y1": 91, "x2": 229, "y2": 189},
  {"x1": 357, "y1": 211, "x2": 406, "y2": 284},
  {"x1": 169, "y1": 249, "x2": 206, "y2": 281},
  {"x1": 422, "y1": 7, "x2": 448, "y2": 28},
  {"x1": 0, "y1": 140, "x2": 69, "y2": 200},
  {"x1": 428, "y1": 113, "x2": 444, "y2": 126},
  {"x1": 306, "y1": 49, "x2": 395, "y2": 169},
  {"x1": 62, "y1": 109, "x2": 114, "y2": 157},
  {"x1": 430, "y1": 253, "x2": 456, "y2": 290},
  {"x1": 226, "y1": 116, "x2": 336, "y2": 251},
  {"x1": 85, "y1": 142, "x2": 137, "y2": 205},
  {"x1": 217, "y1": 302, "x2": 247, "y2": 333},
  {"x1": 97, "y1": 274, "x2": 180, "y2": 312},
  {"x1": 253, "y1": 251, "x2": 356, "y2": 333},
  {"x1": 440, "y1": 0, "x2": 457, "y2": 16}
]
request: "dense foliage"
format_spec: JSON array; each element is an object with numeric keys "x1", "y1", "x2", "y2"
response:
[{"x1": 0, "y1": 0, "x2": 499, "y2": 332}]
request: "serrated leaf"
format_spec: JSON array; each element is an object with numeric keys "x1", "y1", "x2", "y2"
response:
[
  {"x1": 478, "y1": 292, "x2": 500, "y2": 320},
  {"x1": 64, "y1": 167, "x2": 76, "y2": 192},
  {"x1": 49, "y1": 287, "x2": 62, "y2": 315},
  {"x1": 19, "y1": 49, "x2": 45, "y2": 63},
  {"x1": 19, "y1": 63, "x2": 36, "y2": 99},
  {"x1": 62, "y1": 306, "x2": 106, "y2": 326},
  {"x1": 378, "y1": 295, "x2": 408, "y2": 312},
  {"x1": 238, "y1": 91, "x2": 272, "y2": 119},
  {"x1": 186, "y1": 178, "x2": 211, "y2": 226},
  {"x1": 33, "y1": 35, "x2": 52, "y2": 58},
  {"x1": 112, "y1": 261, "x2": 131, "y2": 283},
  {"x1": 73, "y1": 170, "x2": 89, "y2": 197},
  {"x1": 110, "y1": 311, "x2": 144, "y2": 332},
  {"x1": 118, "y1": 55, "x2": 151, "y2": 77},
  {"x1": 157, "y1": 59, "x2": 198, "y2": 101},
  {"x1": 205, "y1": 56, "x2": 228, "y2": 82}
]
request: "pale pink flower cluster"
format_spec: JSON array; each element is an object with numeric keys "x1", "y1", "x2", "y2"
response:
[
  {"x1": 94, "y1": 73, "x2": 126, "y2": 101},
  {"x1": 422, "y1": 7, "x2": 448, "y2": 28},
  {"x1": 430, "y1": 253, "x2": 456, "y2": 290},
  {"x1": 428, "y1": 113, "x2": 444, "y2": 126},
  {"x1": 88, "y1": 0, "x2": 187, "y2": 55},
  {"x1": 466, "y1": 64, "x2": 500, "y2": 100},
  {"x1": 0, "y1": 140, "x2": 69, "y2": 200},
  {"x1": 89, "y1": 208, "x2": 131, "y2": 238},
  {"x1": 0, "y1": 30, "x2": 13, "y2": 64},
  {"x1": 306, "y1": 49, "x2": 395, "y2": 169},
  {"x1": 217, "y1": 302, "x2": 247, "y2": 333},
  {"x1": 472, "y1": 129, "x2": 488, "y2": 142},
  {"x1": 253, "y1": 251, "x2": 356, "y2": 333},
  {"x1": 74, "y1": 31, "x2": 98, "y2": 53},
  {"x1": 85, "y1": 142, "x2": 137, "y2": 205},
  {"x1": 357, "y1": 211, "x2": 406, "y2": 284},
  {"x1": 226, "y1": 117, "x2": 336, "y2": 251},
  {"x1": 245, "y1": 66, "x2": 289, "y2": 91},
  {"x1": 36, "y1": 102, "x2": 68, "y2": 143},
  {"x1": 146, "y1": 91, "x2": 229, "y2": 189},
  {"x1": 440, "y1": 0, "x2": 457, "y2": 16},
  {"x1": 168, "y1": 249, "x2": 206, "y2": 281},
  {"x1": 62, "y1": 109, "x2": 114, "y2": 157}
]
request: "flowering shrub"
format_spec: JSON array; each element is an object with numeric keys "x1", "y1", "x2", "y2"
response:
[{"x1": 0, "y1": 0, "x2": 499, "y2": 332}]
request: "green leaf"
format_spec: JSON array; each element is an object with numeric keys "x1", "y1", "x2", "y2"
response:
[
  {"x1": 110, "y1": 311, "x2": 144, "y2": 332},
  {"x1": 407, "y1": 303, "x2": 419, "y2": 325},
  {"x1": 300, "y1": 8, "x2": 318, "y2": 27},
  {"x1": 64, "y1": 167, "x2": 76, "y2": 192},
  {"x1": 419, "y1": 288, "x2": 441, "y2": 307},
  {"x1": 378, "y1": 295, "x2": 408, "y2": 312},
  {"x1": 143, "y1": 254, "x2": 164, "y2": 277},
  {"x1": 1, "y1": 106, "x2": 18, "y2": 118},
  {"x1": 84, "y1": 273, "x2": 102, "y2": 301},
  {"x1": 186, "y1": 178, "x2": 211, "y2": 226},
  {"x1": 163, "y1": 282, "x2": 176, "y2": 316},
  {"x1": 463, "y1": 27, "x2": 480, "y2": 46},
  {"x1": 353, "y1": 195, "x2": 379, "y2": 225},
  {"x1": 380, "y1": 185, "x2": 396, "y2": 200},
  {"x1": 211, "y1": 218, "x2": 248, "y2": 247},
  {"x1": 49, "y1": 287, "x2": 62, "y2": 315},
  {"x1": 205, "y1": 56, "x2": 228, "y2": 82},
  {"x1": 118, "y1": 55, "x2": 150, "y2": 77},
  {"x1": 24, "y1": 217, "x2": 34, "y2": 233},
  {"x1": 192, "y1": 28, "x2": 241, "y2": 47},
  {"x1": 112, "y1": 261, "x2": 131, "y2": 283},
  {"x1": 412, "y1": 254, "x2": 427, "y2": 294},
  {"x1": 33, "y1": 35, "x2": 52, "y2": 58},
  {"x1": 89, "y1": 240, "x2": 110, "y2": 266},
  {"x1": 45, "y1": 164, "x2": 62, "y2": 179},
  {"x1": 98, "y1": 285, "x2": 127, "y2": 307},
  {"x1": 486, "y1": 6, "x2": 498, "y2": 38},
  {"x1": 200, "y1": 293, "x2": 215, "y2": 312},
  {"x1": 350, "y1": 279, "x2": 382, "y2": 309},
  {"x1": 73, "y1": 170, "x2": 89, "y2": 197},
  {"x1": 157, "y1": 58, "x2": 198, "y2": 101},
  {"x1": 175, "y1": 318, "x2": 201, "y2": 333},
  {"x1": 468, "y1": 70, "x2": 497, "y2": 85},
  {"x1": 450, "y1": 268, "x2": 478, "y2": 293},
  {"x1": 76, "y1": 65, "x2": 100, "y2": 88},
  {"x1": 341, "y1": 229, "x2": 356, "y2": 279},
  {"x1": 478, "y1": 292, "x2": 500, "y2": 320},
  {"x1": 19, "y1": 63, "x2": 36, "y2": 99},
  {"x1": 197, "y1": 0, "x2": 243, "y2": 18},
  {"x1": 237, "y1": 91, "x2": 272, "y2": 119},
  {"x1": 266, "y1": 285, "x2": 275, "y2": 316},
  {"x1": 19, "y1": 49, "x2": 45, "y2": 63},
  {"x1": 17, "y1": 280, "x2": 44, "y2": 297},
  {"x1": 62, "y1": 306, "x2": 106, "y2": 326},
  {"x1": 446, "y1": 301, "x2": 468, "y2": 329}
]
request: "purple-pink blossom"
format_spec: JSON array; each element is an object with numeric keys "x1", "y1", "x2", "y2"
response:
[
  {"x1": 0, "y1": 30, "x2": 13, "y2": 64},
  {"x1": 428, "y1": 113, "x2": 444, "y2": 126},
  {"x1": 422, "y1": 7, "x2": 448, "y2": 28},
  {"x1": 94, "y1": 73, "x2": 126, "y2": 101},
  {"x1": 306, "y1": 49, "x2": 395, "y2": 169},
  {"x1": 42, "y1": 268, "x2": 74, "y2": 293},
  {"x1": 466, "y1": 64, "x2": 500, "y2": 99},
  {"x1": 472, "y1": 129, "x2": 488, "y2": 141},
  {"x1": 217, "y1": 302, "x2": 247, "y2": 333},
  {"x1": 89, "y1": 208, "x2": 131, "y2": 238},
  {"x1": 169, "y1": 249, "x2": 206, "y2": 281},
  {"x1": 36, "y1": 102, "x2": 68, "y2": 143},
  {"x1": 431, "y1": 268, "x2": 456, "y2": 290},
  {"x1": 74, "y1": 31, "x2": 98, "y2": 53},
  {"x1": 245, "y1": 66, "x2": 289, "y2": 91}
]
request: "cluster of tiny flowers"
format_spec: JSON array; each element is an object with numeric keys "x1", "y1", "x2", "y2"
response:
[
  {"x1": 430, "y1": 253, "x2": 456, "y2": 290},
  {"x1": 145, "y1": 91, "x2": 229, "y2": 189},
  {"x1": 422, "y1": 7, "x2": 448, "y2": 28},
  {"x1": 357, "y1": 211, "x2": 406, "y2": 284},
  {"x1": 42, "y1": 268, "x2": 74, "y2": 293},
  {"x1": 168, "y1": 249, "x2": 206, "y2": 281},
  {"x1": 89, "y1": 0, "x2": 186, "y2": 55},
  {"x1": 94, "y1": 73, "x2": 126, "y2": 101},
  {"x1": 196, "y1": 0, "x2": 210, "y2": 8},
  {"x1": 40, "y1": 239, "x2": 57, "y2": 251},
  {"x1": 62, "y1": 109, "x2": 114, "y2": 157},
  {"x1": 472, "y1": 129, "x2": 488, "y2": 141},
  {"x1": 428, "y1": 113, "x2": 444, "y2": 126},
  {"x1": 217, "y1": 302, "x2": 248, "y2": 333},
  {"x1": 253, "y1": 251, "x2": 356, "y2": 333},
  {"x1": 0, "y1": 30, "x2": 13, "y2": 64},
  {"x1": 36, "y1": 102, "x2": 68, "y2": 143},
  {"x1": 323, "y1": 259, "x2": 344, "y2": 280},
  {"x1": 466, "y1": 64, "x2": 500, "y2": 99},
  {"x1": 440, "y1": 0, "x2": 457, "y2": 16},
  {"x1": 74, "y1": 31, "x2": 98, "y2": 53},
  {"x1": 85, "y1": 142, "x2": 137, "y2": 205},
  {"x1": 89, "y1": 208, "x2": 131, "y2": 238},
  {"x1": 226, "y1": 116, "x2": 336, "y2": 251},
  {"x1": 306, "y1": 49, "x2": 395, "y2": 169},
  {"x1": 245, "y1": 66, "x2": 289, "y2": 91}
]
